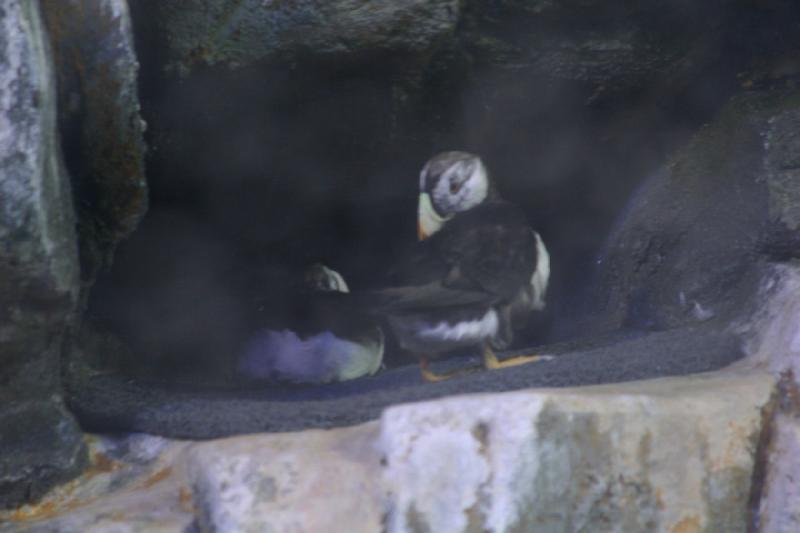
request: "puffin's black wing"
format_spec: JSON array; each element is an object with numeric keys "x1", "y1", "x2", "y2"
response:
[
  {"x1": 358, "y1": 201, "x2": 537, "y2": 314},
  {"x1": 360, "y1": 282, "x2": 494, "y2": 313},
  {"x1": 286, "y1": 291, "x2": 381, "y2": 340},
  {"x1": 432, "y1": 201, "x2": 538, "y2": 301},
  {"x1": 351, "y1": 234, "x2": 492, "y2": 313}
]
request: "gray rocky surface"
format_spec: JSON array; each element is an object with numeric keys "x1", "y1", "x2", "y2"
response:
[
  {"x1": 149, "y1": 0, "x2": 778, "y2": 98},
  {"x1": 0, "y1": 401, "x2": 86, "y2": 515},
  {"x1": 1, "y1": 370, "x2": 776, "y2": 532},
  {"x1": 758, "y1": 413, "x2": 800, "y2": 533},
  {"x1": 764, "y1": 108, "x2": 800, "y2": 234},
  {"x1": 40, "y1": 0, "x2": 148, "y2": 299},
  {"x1": 154, "y1": 0, "x2": 461, "y2": 75},
  {"x1": 380, "y1": 371, "x2": 774, "y2": 533},
  {"x1": 0, "y1": 0, "x2": 147, "y2": 509},
  {"x1": 588, "y1": 90, "x2": 800, "y2": 335},
  {"x1": 0, "y1": 0, "x2": 86, "y2": 509},
  {"x1": 66, "y1": 323, "x2": 744, "y2": 438}
]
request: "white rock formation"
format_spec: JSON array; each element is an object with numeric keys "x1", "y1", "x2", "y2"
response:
[
  {"x1": 1, "y1": 369, "x2": 775, "y2": 532},
  {"x1": 380, "y1": 372, "x2": 774, "y2": 533}
]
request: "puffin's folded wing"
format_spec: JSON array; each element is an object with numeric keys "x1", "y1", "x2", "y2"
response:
[
  {"x1": 436, "y1": 203, "x2": 539, "y2": 300},
  {"x1": 355, "y1": 282, "x2": 496, "y2": 314}
]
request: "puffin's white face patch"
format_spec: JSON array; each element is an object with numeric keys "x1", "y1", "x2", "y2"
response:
[
  {"x1": 323, "y1": 266, "x2": 349, "y2": 293},
  {"x1": 418, "y1": 192, "x2": 450, "y2": 239},
  {"x1": 306, "y1": 264, "x2": 350, "y2": 293},
  {"x1": 430, "y1": 157, "x2": 489, "y2": 217}
]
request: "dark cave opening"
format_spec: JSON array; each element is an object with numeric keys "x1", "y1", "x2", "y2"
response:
[
  {"x1": 82, "y1": 0, "x2": 792, "y2": 388},
  {"x1": 48, "y1": 0, "x2": 800, "y2": 439}
]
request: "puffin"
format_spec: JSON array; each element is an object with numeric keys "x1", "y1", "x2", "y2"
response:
[
  {"x1": 369, "y1": 151, "x2": 550, "y2": 382},
  {"x1": 236, "y1": 264, "x2": 385, "y2": 384}
]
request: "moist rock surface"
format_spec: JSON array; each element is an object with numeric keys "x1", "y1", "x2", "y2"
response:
[{"x1": 0, "y1": 0, "x2": 86, "y2": 509}]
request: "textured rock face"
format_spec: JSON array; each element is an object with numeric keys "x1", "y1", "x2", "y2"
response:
[
  {"x1": 40, "y1": 0, "x2": 148, "y2": 297},
  {"x1": 2, "y1": 371, "x2": 775, "y2": 532},
  {"x1": 148, "y1": 0, "x2": 793, "y2": 96},
  {"x1": 0, "y1": 433, "x2": 195, "y2": 532},
  {"x1": 742, "y1": 263, "x2": 800, "y2": 377},
  {"x1": 0, "y1": 0, "x2": 86, "y2": 509},
  {"x1": 740, "y1": 264, "x2": 800, "y2": 532},
  {"x1": 187, "y1": 426, "x2": 384, "y2": 532},
  {"x1": 460, "y1": 1, "x2": 722, "y2": 89},
  {"x1": 759, "y1": 413, "x2": 800, "y2": 532},
  {"x1": 765, "y1": 110, "x2": 800, "y2": 225},
  {"x1": 154, "y1": 0, "x2": 461, "y2": 75},
  {"x1": 0, "y1": 401, "x2": 87, "y2": 512},
  {"x1": 589, "y1": 91, "x2": 800, "y2": 334},
  {"x1": 381, "y1": 372, "x2": 774, "y2": 533}
]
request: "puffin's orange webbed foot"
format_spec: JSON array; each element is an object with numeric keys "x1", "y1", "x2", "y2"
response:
[
  {"x1": 482, "y1": 345, "x2": 553, "y2": 370},
  {"x1": 419, "y1": 357, "x2": 478, "y2": 383}
]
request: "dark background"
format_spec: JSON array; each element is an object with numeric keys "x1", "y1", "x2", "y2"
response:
[{"x1": 86, "y1": 0, "x2": 800, "y2": 376}]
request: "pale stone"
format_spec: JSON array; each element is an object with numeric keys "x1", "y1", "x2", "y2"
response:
[
  {"x1": 737, "y1": 264, "x2": 800, "y2": 532},
  {"x1": 758, "y1": 414, "x2": 800, "y2": 533},
  {"x1": 380, "y1": 371, "x2": 775, "y2": 533},
  {"x1": 185, "y1": 424, "x2": 385, "y2": 533},
  {"x1": 0, "y1": 435, "x2": 194, "y2": 532},
  {"x1": 740, "y1": 264, "x2": 800, "y2": 378},
  {"x1": 0, "y1": 371, "x2": 775, "y2": 532}
]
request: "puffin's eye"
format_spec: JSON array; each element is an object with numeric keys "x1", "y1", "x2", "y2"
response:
[{"x1": 449, "y1": 180, "x2": 463, "y2": 194}]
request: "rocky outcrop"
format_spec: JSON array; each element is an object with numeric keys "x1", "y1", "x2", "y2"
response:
[
  {"x1": 0, "y1": 0, "x2": 86, "y2": 509},
  {"x1": 187, "y1": 425, "x2": 384, "y2": 532},
  {"x1": 2, "y1": 370, "x2": 776, "y2": 532},
  {"x1": 40, "y1": 0, "x2": 148, "y2": 299},
  {"x1": 0, "y1": 0, "x2": 147, "y2": 509},
  {"x1": 459, "y1": 1, "x2": 721, "y2": 92},
  {"x1": 742, "y1": 263, "x2": 800, "y2": 377},
  {"x1": 738, "y1": 264, "x2": 800, "y2": 532},
  {"x1": 146, "y1": 0, "x2": 800, "y2": 98},
  {"x1": 380, "y1": 372, "x2": 774, "y2": 533},
  {"x1": 152, "y1": 0, "x2": 461, "y2": 75},
  {"x1": 0, "y1": 402, "x2": 87, "y2": 513},
  {"x1": 588, "y1": 90, "x2": 800, "y2": 334},
  {"x1": 759, "y1": 414, "x2": 800, "y2": 532}
]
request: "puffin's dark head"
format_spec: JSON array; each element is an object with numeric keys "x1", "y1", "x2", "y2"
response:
[
  {"x1": 303, "y1": 263, "x2": 350, "y2": 293},
  {"x1": 418, "y1": 151, "x2": 491, "y2": 240}
]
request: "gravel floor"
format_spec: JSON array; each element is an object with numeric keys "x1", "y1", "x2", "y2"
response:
[{"x1": 66, "y1": 322, "x2": 745, "y2": 439}]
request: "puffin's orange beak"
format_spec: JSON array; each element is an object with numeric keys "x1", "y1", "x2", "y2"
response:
[{"x1": 418, "y1": 219, "x2": 427, "y2": 241}]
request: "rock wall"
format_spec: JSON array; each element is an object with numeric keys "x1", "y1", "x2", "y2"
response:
[
  {"x1": 40, "y1": 0, "x2": 148, "y2": 302},
  {"x1": 0, "y1": 0, "x2": 86, "y2": 510},
  {"x1": 589, "y1": 91, "x2": 800, "y2": 334},
  {"x1": 0, "y1": 0, "x2": 147, "y2": 510},
  {"x1": 154, "y1": 0, "x2": 461, "y2": 75}
]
